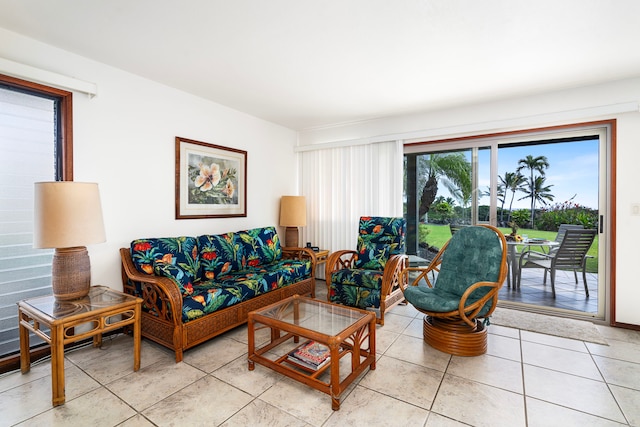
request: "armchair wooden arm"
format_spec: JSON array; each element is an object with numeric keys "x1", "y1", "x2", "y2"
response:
[
  {"x1": 457, "y1": 280, "x2": 501, "y2": 328},
  {"x1": 380, "y1": 254, "x2": 409, "y2": 298}
]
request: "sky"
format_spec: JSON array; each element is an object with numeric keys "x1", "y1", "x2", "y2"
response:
[{"x1": 477, "y1": 138, "x2": 600, "y2": 211}]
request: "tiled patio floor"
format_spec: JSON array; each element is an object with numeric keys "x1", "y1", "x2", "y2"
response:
[{"x1": 499, "y1": 267, "x2": 599, "y2": 314}]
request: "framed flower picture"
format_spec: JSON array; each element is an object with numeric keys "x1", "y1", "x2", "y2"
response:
[{"x1": 175, "y1": 137, "x2": 247, "y2": 219}]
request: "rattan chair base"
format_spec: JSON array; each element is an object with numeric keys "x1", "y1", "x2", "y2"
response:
[{"x1": 422, "y1": 315, "x2": 487, "y2": 356}]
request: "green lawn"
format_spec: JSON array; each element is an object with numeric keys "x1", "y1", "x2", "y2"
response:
[{"x1": 419, "y1": 224, "x2": 598, "y2": 273}]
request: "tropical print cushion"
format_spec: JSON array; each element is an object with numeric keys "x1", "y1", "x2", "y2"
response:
[
  {"x1": 354, "y1": 216, "x2": 406, "y2": 270},
  {"x1": 153, "y1": 262, "x2": 191, "y2": 295},
  {"x1": 197, "y1": 233, "x2": 242, "y2": 279},
  {"x1": 181, "y1": 259, "x2": 311, "y2": 322},
  {"x1": 328, "y1": 269, "x2": 383, "y2": 309},
  {"x1": 198, "y1": 226, "x2": 282, "y2": 280},
  {"x1": 236, "y1": 226, "x2": 282, "y2": 268},
  {"x1": 130, "y1": 237, "x2": 199, "y2": 294}
]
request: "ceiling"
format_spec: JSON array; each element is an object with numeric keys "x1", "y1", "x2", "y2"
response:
[{"x1": 1, "y1": 0, "x2": 640, "y2": 130}]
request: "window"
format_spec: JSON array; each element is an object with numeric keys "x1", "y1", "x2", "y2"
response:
[{"x1": 0, "y1": 74, "x2": 72, "y2": 362}]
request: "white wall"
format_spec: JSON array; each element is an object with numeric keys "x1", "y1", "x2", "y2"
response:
[
  {"x1": 300, "y1": 79, "x2": 640, "y2": 327},
  {"x1": 0, "y1": 28, "x2": 299, "y2": 291}
]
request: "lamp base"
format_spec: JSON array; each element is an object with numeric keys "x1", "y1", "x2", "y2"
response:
[
  {"x1": 51, "y1": 247, "x2": 91, "y2": 300},
  {"x1": 284, "y1": 227, "x2": 300, "y2": 247}
]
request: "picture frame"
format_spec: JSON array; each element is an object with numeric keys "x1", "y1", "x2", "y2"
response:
[{"x1": 175, "y1": 136, "x2": 247, "y2": 219}]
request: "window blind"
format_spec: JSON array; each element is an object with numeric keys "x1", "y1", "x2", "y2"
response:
[{"x1": 0, "y1": 88, "x2": 56, "y2": 356}]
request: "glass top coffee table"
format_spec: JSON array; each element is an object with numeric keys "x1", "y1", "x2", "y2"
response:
[{"x1": 247, "y1": 294, "x2": 376, "y2": 410}]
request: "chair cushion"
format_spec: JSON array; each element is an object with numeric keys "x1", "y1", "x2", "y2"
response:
[
  {"x1": 354, "y1": 216, "x2": 405, "y2": 270},
  {"x1": 328, "y1": 269, "x2": 383, "y2": 309},
  {"x1": 403, "y1": 285, "x2": 492, "y2": 317},
  {"x1": 436, "y1": 226, "x2": 502, "y2": 299}
]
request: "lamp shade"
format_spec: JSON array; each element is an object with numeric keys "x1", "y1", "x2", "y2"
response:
[
  {"x1": 34, "y1": 182, "x2": 106, "y2": 249},
  {"x1": 279, "y1": 196, "x2": 306, "y2": 227}
]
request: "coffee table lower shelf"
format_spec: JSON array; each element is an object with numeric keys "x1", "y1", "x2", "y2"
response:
[{"x1": 247, "y1": 295, "x2": 376, "y2": 410}]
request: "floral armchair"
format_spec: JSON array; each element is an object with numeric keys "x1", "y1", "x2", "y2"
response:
[{"x1": 326, "y1": 216, "x2": 408, "y2": 325}]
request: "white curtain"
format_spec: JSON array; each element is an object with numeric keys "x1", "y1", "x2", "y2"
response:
[{"x1": 298, "y1": 140, "x2": 403, "y2": 254}]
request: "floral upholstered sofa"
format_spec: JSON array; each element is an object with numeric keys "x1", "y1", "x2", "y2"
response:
[{"x1": 120, "y1": 226, "x2": 316, "y2": 362}]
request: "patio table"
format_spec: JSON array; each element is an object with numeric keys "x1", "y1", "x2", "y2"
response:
[{"x1": 506, "y1": 240, "x2": 559, "y2": 289}]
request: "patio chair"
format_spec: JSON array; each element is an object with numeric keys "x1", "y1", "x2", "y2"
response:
[
  {"x1": 515, "y1": 223, "x2": 586, "y2": 287},
  {"x1": 326, "y1": 216, "x2": 408, "y2": 325},
  {"x1": 518, "y1": 228, "x2": 596, "y2": 297},
  {"x1": 449, "y1": 224, "x2": 469, "y2": 236},
  {"x1": 547, "y1": 224, "x2": 585, "y2": 254},
  {"x1": 401, "y1": 225, "x2": 508, "y2": 356}
]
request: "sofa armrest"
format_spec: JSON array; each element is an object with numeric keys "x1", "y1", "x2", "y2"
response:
[
  {"x1": 282, "y1": 246, "x2": 317, "y2": 278},
  {"x1": 120, "y1": 248, "x2": 183, "y2": 324}
]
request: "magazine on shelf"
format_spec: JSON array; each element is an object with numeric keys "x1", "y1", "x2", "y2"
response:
[{"x1": 287, "y1": 340, "x2": 331, "y2": 370}]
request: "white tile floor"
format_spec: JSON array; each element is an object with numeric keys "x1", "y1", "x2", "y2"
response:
[{"x1": 1, "y1": 280, "x2": 639, "y2": 427}]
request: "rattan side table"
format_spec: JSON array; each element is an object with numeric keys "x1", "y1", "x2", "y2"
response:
[
  {"x1": 314, "y1": 249, "x2": 330, "y2": 279},
  {"x1": 17, "y1": 285, "x2": 142, "y2": 406}
]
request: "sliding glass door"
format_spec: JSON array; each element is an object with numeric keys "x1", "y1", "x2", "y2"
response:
[{"x1": 404, "y1": 123, "x2": 610, "y2": 320}]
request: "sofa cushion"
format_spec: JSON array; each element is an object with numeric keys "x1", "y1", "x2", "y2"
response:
[
  {"x1": 181, "y1": 284, "x2": 247, "y2": 322},
  {"x1": 197, "y1": 233, "x2": 242, "y2": 279},
  {"x1": 198, "y1": 226, "x2": 283, "y2": 279},
  {"x1": 236, "y1": 226, "x2": 282, "y2": 268},
  {"x1": 130, "y1": 237, "x2": 199, "y2": 287},
  {"x1": 181, "y1": 258, "x2": 311, "y2": 323},
  {"x1": 153, "y1": 262, "x2": 192, "y2": 295}
]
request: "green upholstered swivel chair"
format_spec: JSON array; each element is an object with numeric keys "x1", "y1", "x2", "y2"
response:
[{"x1": 401, "y1": 225, "x2": 508, "y2": 356}]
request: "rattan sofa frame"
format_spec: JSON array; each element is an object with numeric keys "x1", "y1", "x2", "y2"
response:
[{"x1": 120, "y1": 247, "x2": 316, "y2": 362}]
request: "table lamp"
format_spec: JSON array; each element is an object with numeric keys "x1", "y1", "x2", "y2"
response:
[
  {"x1": 279, "y1": 196, "x2": 306, "y2": 247},
  {"x1": 33, "y1": 182, "x2": 106, "y2": 300}
]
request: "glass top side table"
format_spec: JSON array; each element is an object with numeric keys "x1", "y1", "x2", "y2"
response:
[{"x1": 17, "y1": 285, "x2": 142, "y2": 406}]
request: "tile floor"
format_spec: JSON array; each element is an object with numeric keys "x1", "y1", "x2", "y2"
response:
[{"x1": 1, "y1": 280, "x2": 639, "y2": 427}]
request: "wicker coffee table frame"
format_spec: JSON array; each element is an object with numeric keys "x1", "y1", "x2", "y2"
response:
[{"x1": 247, "y1": 295, "x2": 376, "y2": 410}]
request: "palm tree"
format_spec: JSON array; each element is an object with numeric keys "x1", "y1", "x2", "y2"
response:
[
  {"x1": 418, "y1": 153, "x2": 471, "y2": 219},
  {"x1": 518, "y1": 175, "x2": 555, "y2": 225},
  {"x1": 517, "y1": 155, "x2": 550, "y2": 227},
  {"x1": 499, "y1": 171, "x2": 527, "y2": 224}
]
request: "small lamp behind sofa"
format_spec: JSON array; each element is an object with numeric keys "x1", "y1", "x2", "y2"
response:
[{"x1": 279, "y1": 196, "x2": 306, "y2": 247}]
